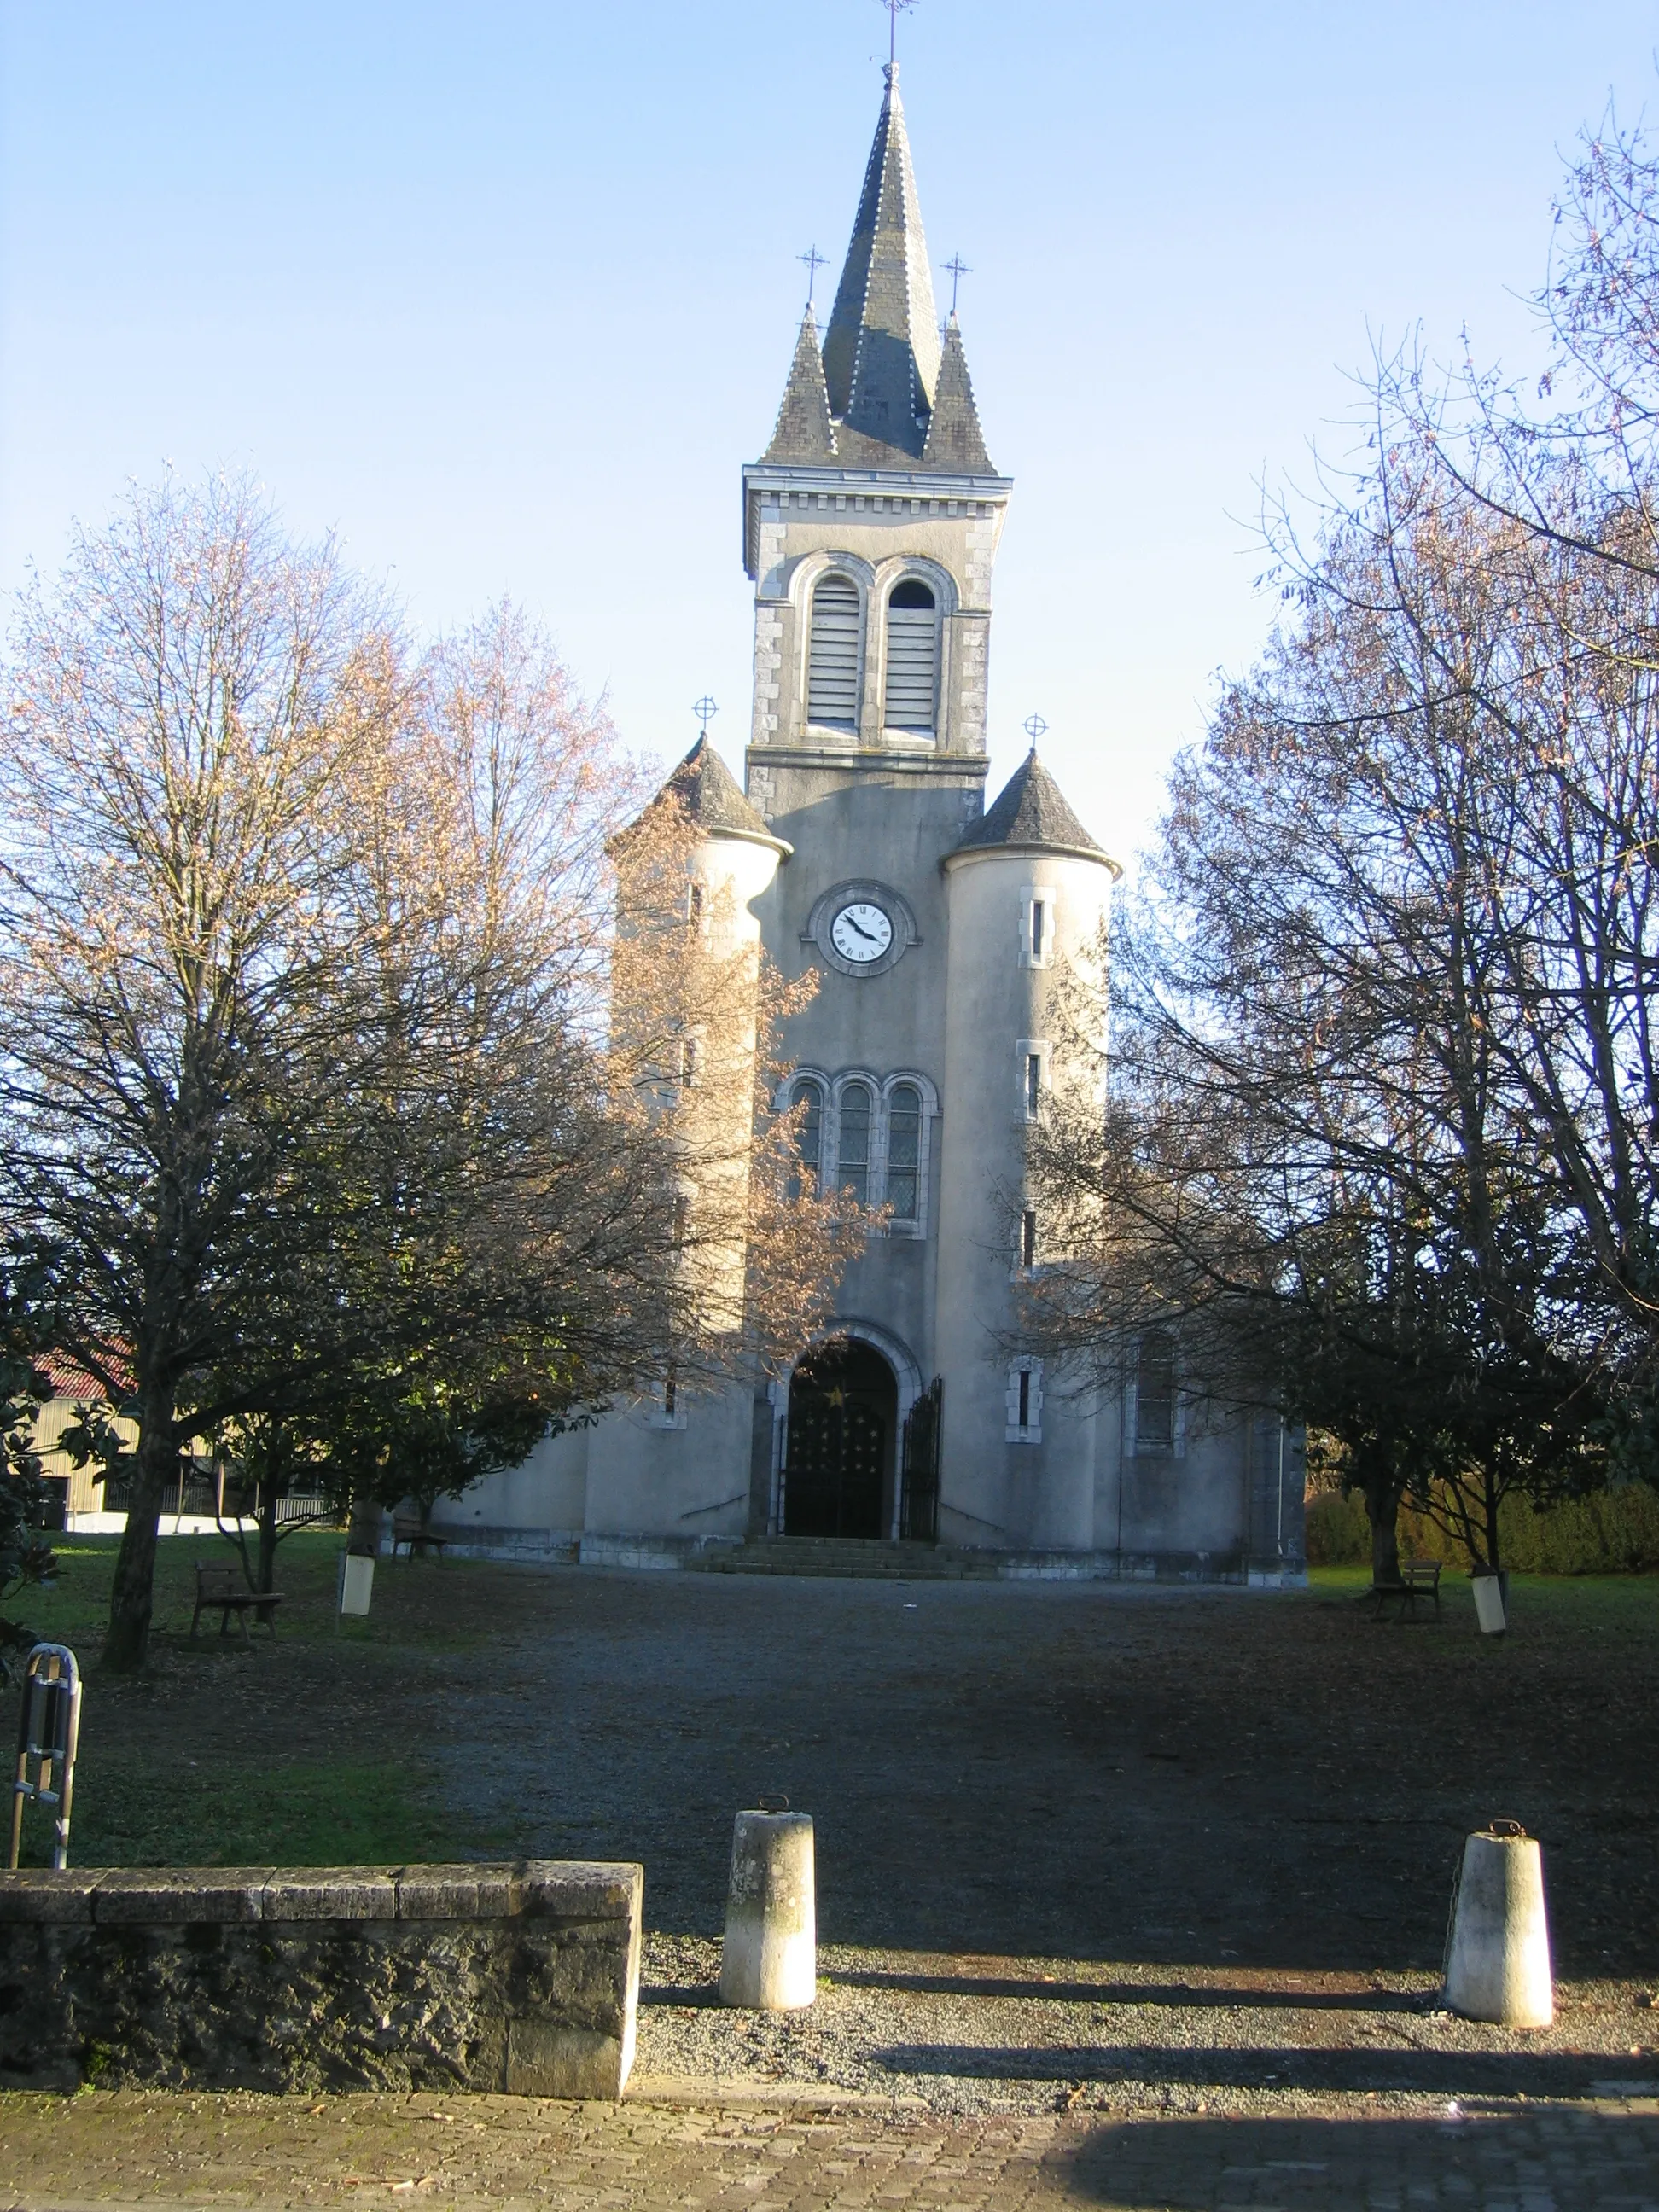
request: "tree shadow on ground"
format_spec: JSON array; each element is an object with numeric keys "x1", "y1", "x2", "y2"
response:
[
  {"x1": 877, "y1": 2043, "x2": 1659, "y2": 2100},
  {"x1": 834, "y1": 1970, "x2": 1420, "y2": 2011},
  {"x1": 1052, "y1": 2106, "x2": 1659, "y2": 2209}
]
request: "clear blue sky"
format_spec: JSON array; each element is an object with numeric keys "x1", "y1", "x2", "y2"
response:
[{"x1": 3, "y1": 3, "x2": 1656, "y2": 865}]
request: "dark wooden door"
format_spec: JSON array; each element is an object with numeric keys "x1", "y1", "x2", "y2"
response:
[{"x1": 785, "y1": 1394, "x2": 885, "y2": 1537}]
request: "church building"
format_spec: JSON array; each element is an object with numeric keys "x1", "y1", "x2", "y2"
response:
[{"x1": 437, "y1": 67, "x2": 1306, "y2": 1581}]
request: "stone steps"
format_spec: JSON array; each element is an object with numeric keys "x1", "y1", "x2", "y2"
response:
[{"x1": 691, "y1": 1537, "x2": 1001, "y2": 1581}]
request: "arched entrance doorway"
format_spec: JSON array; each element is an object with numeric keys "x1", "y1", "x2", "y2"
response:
[{"x1": 783, "y1": 1336, "x2": 898, "y2": 1538}]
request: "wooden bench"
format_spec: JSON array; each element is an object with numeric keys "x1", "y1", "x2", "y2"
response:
[
  {"x1": 1365, "y1": 1559, "x2": 1442, "y2": 1621},
  {"x1": 189, "y1": 1562, "x2": 283, "y2": 1644},
  {"x1": 392, "y1": 1513, "x2": 449, "y2": 1559}
]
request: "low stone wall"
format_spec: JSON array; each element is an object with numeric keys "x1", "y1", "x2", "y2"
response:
[{"x1": 0, "y1": 1860, "x2": 642, "y2": 2098}]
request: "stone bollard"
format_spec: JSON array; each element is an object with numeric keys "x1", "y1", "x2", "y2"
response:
[
  {"x1": 1443, "y1": 1821, "x2": 1553, "y2": 2027},
  {"x1": 719, "y1": 1803, "x2": 815, "y2": 2011}
]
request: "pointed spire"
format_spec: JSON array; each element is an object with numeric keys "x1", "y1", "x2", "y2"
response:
[
  {"x1": 921, "y1": 312, "x2": 993, "y2": 474},
  {"x1": 952, "y1": 750, "x2": 1116, "y2": 867},
  {"x1": 820, "y1": 65, "x2": 941, "y2": 459},
  {"x1": 665, "y1": 735, "x2": 779, "y2": 842},
  {"x1": 763, "y1": 308, "x2": 837, "y2": 464}
]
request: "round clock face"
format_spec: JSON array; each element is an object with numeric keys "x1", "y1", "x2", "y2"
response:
[{"x1": 830, "y1": 901, "x2": 894, "y2": 964}]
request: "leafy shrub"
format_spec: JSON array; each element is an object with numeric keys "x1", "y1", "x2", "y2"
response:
[{"x1": 1305, "y1": 1481, "x2": 1659, "y2": 1572}]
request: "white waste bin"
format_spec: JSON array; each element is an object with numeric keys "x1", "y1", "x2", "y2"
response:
[
  {"x1": 339, "y1": 1553, "x2": 375, "y2": 1617},
  {"x1": 1471, "y1": 1570, "x2": 1507, "y2": 1635}
]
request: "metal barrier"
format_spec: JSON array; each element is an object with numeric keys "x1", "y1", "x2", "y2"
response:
[{"x1": 8, "y1": 1643, "x2": 82, "y2": 1871}]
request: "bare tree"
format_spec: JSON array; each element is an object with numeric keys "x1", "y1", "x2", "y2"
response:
[
  {"x1": 1, "y1": 485, "x2": 854, "y2": 1664},
  {"x1": 1022, "y1": 466, "x2": 1619, "y2": 1580}
]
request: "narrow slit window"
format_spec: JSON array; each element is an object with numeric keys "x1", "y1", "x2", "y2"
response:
[
  {"x1": 808, "y1": 573, "x2": 861, "y2": 725},
  {"x1": 1030, "y1": 899, "x2": 1046, "y2": 959},
  {"x1": 1021, "y1": 1208, "x2": 1038, "y2": 1269},
  {"x1": 790, "y1": 1078, "x2": 824, "y2": 1197},
  {"x1": 1136, "y1": 1330, "x2": 1176, "y2": 1454},
  {"x1": 1025, "y1": 1053, "x2": 1042, "y2": 1119},
  {"x1": 886, "y1": 1083, "x2": 921, "y2": 1220},
  {"x1": 835, "y1": 1081, "x2": 873, "y2": 1207},
  {"x1": 680, "y1": 1037, "x2": 700, "y2": 1088},
  {"x1": 672, "y1": 1195, "x2": 690, "y2": 1252},
  {"x1": 688, "y1": 882, "x2": 703, "y2": 928},
  {"x1": 664, "y1": 1362, "x2": 678, "y2": 1418},
  {"x1": 1017, "y1": 1369, "x2": 1031, "y2": 1429},
  {"x1": 883, "y1": 579, "x2": 938, "y2": 731}
]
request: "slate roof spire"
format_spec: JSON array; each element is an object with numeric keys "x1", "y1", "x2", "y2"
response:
[
  {"x1": 952, "y1": 750, "x2": 1119, "y2": 870},
  {"x1": 763, "y1": 307, "x2": 837, "y2": 465},
  {"x1": 921, "y1": 311, "x2": 993, "y2": 474},
  {"x1": 820, "y1": 64, "x2": 942, "y2": 460}
]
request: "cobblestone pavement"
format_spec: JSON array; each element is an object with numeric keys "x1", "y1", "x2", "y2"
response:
[{"x1": 3, "y1": 2086, "x2": 1658, "y2": 2210}]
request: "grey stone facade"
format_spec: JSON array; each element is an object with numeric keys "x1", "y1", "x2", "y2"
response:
[{"x1": 440, "y1": 67, "x2": 1305, "y2": 1584}]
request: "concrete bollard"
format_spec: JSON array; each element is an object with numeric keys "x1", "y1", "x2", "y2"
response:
[
  {"x1": 1443, "y1": 1822, "x2": 1553, "y2": 2027},
  {"x1": 719, "y1": 1805, "x2": 815, "y2": 2011}
]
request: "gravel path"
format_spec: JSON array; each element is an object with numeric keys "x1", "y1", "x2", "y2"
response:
[
  {"x1": 635, "y1": 1934, "x2": 1659, "y2": 2118},
  {"x1": 434, "y1": 1565, "x2": 1659, "y2": 1978}
]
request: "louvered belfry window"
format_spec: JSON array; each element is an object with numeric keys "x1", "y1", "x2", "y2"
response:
[
  {"x1": 807, "y1": 573, "x2": 861, "y2": 726},
  {"x1": 883, "y1": 578, "x2": 938, "y2": 732}
]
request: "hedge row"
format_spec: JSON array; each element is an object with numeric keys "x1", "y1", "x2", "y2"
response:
[{"x1": 1305, "y1": 1482, "x2": 1659, "y2": 1574}]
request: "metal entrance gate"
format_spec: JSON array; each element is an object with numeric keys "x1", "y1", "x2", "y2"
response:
[{"x1": 899, "y1": 1377, "x2": 943, "y2": 1543}]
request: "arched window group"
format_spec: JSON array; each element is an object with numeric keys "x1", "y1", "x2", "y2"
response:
[
  {"x1": 806, "y1": 571, "x2": 940, "y2": 737},
  {"x1": 788, "y1": 1074, "x2": 931, "y2": 1231}
]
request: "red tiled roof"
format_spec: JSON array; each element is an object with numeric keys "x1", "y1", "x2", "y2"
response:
[{"x1": 33, "y1": 1348, "x2": 135, "y2": 1401}]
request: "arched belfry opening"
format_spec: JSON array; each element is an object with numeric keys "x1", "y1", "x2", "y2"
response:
[{"x1": 783, "y1": 1336, "x2": 899, "y2": 1538}]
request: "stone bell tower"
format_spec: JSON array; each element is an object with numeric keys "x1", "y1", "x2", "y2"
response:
[{"x1": 740, "y1": 62, "x2": 1013, "y2": 828}]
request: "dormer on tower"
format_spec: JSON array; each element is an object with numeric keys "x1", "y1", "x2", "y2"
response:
[{"x1": 742, "y1": 65, "x2": 1012, "y2": 770}]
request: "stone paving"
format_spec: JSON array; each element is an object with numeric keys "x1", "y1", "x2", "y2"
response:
[{"x1": 3, "y1": 2086, "x2": 1658, "y2": 2209}]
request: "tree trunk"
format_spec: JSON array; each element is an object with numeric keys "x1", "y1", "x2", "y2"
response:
[
  {"x1": 102, "y1": 1395, "x2": 177, "y2": 1673},
  {"x1": 256, "y1": 1490, "x2": 281, "y2": 1593},
  {"x1": 1353, "y1": 1445, "x2": 1406, "y2": 1586},
  {"x1": 346, "y1": 1493, "x2": 383, "y2": 1559}
]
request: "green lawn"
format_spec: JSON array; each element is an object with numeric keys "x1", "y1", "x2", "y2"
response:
[
  {"x1": 8, "y1": 1531, "x2": 509, "y2": 1868},
  {"x1": 1307, "y1": 1563, "x2": 1658, "y2": 1639}
]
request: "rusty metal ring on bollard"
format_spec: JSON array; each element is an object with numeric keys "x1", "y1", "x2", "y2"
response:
[{"x1": 754, "y1": 1795, "x2": 789, "y2": 1814}]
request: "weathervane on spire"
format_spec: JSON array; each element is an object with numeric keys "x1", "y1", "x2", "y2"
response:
[
  {"x1": 942, "y1": 253, "x2": 972, "y2": 316},
  {"x1": 798, "y1": 244, "x2": 827, "y2": 311},
  {"x1": 1022, "y1": 713, "x2": 1049, "y2": 747},
  {"x1": 876, "y1": 0, "x2": 917, "y2": 71},
  {"x1": 694, "y1": 696, "x2": 719, "y2": 734}
]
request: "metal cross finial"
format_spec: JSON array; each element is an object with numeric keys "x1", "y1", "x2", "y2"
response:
[
  {"x1": 694, "y1": 696, "x2": 719, "y2": 733},
  {"x1": 942, "y1": 253, "x2": 972, "y2": 317},
  {"x1": 876, "y1": 0, "x2": 917, "y2": 70},
  {"x1": 1022, "y1": 713, "x2": 1048, "y2": 747},
  {"x1": 798, "y1": 245, "x2": 827, "y2": 310}
]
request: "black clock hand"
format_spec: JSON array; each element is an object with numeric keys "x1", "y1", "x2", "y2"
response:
[{"x1": 846, "y1": 914, "x2": 879, "y2": 941}]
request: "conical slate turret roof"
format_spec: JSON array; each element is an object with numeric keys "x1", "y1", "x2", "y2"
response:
[
  {"x1": 663, "y1": 736, "x2": 789, "y2": 849},
  {"x1": 952, "y1": 751, "x2": 1116, "y2": 867},
  {"x1": 820, "y1": 64, "x2": 942, "y2": 462},
  {"x1": 921, "y1": 312, "x2": 993, "y2": 474},
  {"x1": 764, "y1": 309, "x2": 837, "y2": 464}
]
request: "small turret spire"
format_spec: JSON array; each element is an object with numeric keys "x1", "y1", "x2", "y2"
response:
[
  {"x1": 921, "y1": 311, "x2": 993, "y2": 474},
  {"x1": 763, "y1": 307, "x2": 836, "y2": 464}
]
